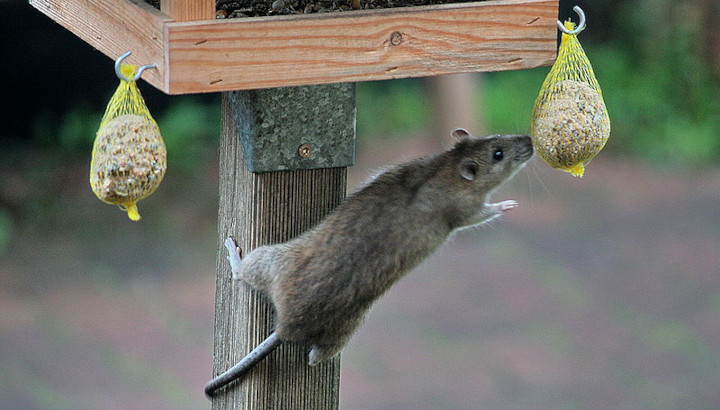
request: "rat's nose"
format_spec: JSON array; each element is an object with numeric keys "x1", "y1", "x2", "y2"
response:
[{"x1": 513, "y1": 135, "x2": 534, "y2": 162}]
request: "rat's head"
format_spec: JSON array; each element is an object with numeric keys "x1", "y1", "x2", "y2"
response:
[{"x1": 448, "y1": 129, "x2": 533, "y2": 194}]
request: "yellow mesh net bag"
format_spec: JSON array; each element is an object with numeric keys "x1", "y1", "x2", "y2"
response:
[
  {"x1": 90, "y1": 63, "x2": 167, "y2": 221},
  {"x1": 531, "y1": 19, "x2": 610, "y2": 178}
]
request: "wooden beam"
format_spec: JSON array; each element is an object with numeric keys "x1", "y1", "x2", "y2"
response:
[
  {"x1": 165, "y1": 0, "x2": 557, "y2": 93},
  {"x1": 161, "y1": 0, "x2": 214, "y2": 21},
  {"x1": 30, "y1": 0, "x2": 558, "y2": 95},
  {"x1": 29, "y1": 0, "x2": 169, "y2": 90}
]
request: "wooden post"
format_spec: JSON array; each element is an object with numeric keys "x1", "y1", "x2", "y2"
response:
[{"x1": 212, "y1": 86, "x2": 352, "y2": 409}]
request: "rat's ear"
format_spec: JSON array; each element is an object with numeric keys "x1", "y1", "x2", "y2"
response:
[
  {"x1": 451, "y1": 128, "x2": 472, "y2": 140},
  {"x1": 459, "y1": 159, "x2": 478, "y2": 181}
]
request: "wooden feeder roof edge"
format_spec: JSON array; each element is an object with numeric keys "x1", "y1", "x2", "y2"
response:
[{"x1": 30, "y1": 0, "x2": 559, "y2": 95}]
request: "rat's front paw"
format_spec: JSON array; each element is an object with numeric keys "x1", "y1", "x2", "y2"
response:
[
  {"x1": 497, "y1": 200, "x2": 519, "y2": 212},
  {"x1": 474, "y1": 200, "x2": 519, "y2": 225},
  {"x1": 224, "y1": 237, "x2": 243, "y2": 280}
]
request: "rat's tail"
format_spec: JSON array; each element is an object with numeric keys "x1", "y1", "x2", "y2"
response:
[{"x1": 205, "y1": 331, "x2": 282, "y2": 397}]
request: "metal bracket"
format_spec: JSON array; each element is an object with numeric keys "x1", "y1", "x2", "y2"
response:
[{"x1": 230, "y1": 83, "x2": 356, "y2": 173}]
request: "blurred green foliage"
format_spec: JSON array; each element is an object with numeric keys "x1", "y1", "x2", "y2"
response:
[
  {"x1": 32, "y1": 103, "x2": 99, "y2": 155},
  {"x1": 593, "y1": 47, "x2": 720, "y2": 166},
  {"x1": 155, "y1": 98, "x2": 221, "y2": 174},
  {"x1": 356, "y1": 79, "x2": 433, "y2": 139},
  {"x1": 28, "y1": 97, "x2": 220, "y2": 173},
  {"x1": 0, "y1": 208, "x2": 11, "y2": 256},
  {"x1": 482, "y1": 68, "x2": 547, "y2": 136},
  {"x1": 599, "y1": 0, "x2": 720, "y2": 165}
]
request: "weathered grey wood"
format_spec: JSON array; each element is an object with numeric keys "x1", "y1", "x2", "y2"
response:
[
  {"x1": 232, "y1": 84, "x2": 356, "y2": 172},
  {"x1": 212, "y1": 90, "x2": 348, "y2": 409}
]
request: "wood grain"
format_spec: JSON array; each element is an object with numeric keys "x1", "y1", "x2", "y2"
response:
[
  {"x1": 31, "y1": 0, "x2": 557, "y2": 94},
  {"x1": 161, "y1": 0, "x2": 214, "y2": 22},
  {"x1": 213, "y1": 91, "x2": 346, "y2": 409},
  {"x1": 29, "y1": 0, "x2": 169, "y2": 91},
  {"x1": 166, "y1": 0, "x2": 558, "y2": 93}
]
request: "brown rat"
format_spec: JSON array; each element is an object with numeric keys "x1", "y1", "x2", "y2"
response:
[{"x1": 206, "y1": 129, "x2": 533, "y2": 396}]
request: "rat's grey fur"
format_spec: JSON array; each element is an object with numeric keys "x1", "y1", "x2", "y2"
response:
[
  {"x1": 230, "y1": 131, "x2": 533, "y2": 365},
  {"x1": 206, "y1": 132, "x2": 532, "y2": 396}
]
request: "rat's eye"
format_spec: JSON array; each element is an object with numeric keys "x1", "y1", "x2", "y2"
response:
[{"x1": 493, "y1": 149, "x2": 504, "y2": 161}]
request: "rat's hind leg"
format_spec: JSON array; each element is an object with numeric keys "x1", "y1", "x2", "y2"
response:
[
  {"x1": 308, "y1": 343, "x2": 344, "y2": 366},
  {"x1": 224, "y1": 237, "x2": 278, "y2": 292}
]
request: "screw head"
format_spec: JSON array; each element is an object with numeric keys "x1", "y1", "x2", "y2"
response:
[{"x1": 298, "y1": 144, "x2": 312, "y2": 159}]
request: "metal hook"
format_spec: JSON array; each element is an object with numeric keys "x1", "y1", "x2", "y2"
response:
[
  {"x1": 557, "y1": 5, "x2": 586, "y2": 35},
  {"x1": 114, "y1": 51, "x2": 156, "y2": 82}
]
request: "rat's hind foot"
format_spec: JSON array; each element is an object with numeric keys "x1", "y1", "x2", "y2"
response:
[
  {"x1": 224, "y1": 237, "x2": 243, "y2": 280},
  {"x1": 308, "y1": 343, "x2": 343, "y2": 366}
]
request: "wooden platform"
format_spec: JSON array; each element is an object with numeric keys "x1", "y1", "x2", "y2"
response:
[{"x1": 30, "y1": 0, "x2": 558, "y2": 94}]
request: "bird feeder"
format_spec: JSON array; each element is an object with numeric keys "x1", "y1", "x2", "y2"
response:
[{"x1": 30, "y1": 0, "x2": 559, "y2": 408}]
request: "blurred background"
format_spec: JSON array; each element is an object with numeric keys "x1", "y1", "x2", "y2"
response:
[{"x1": 2, "y1": 0, "x2": 719, "y2": 409}]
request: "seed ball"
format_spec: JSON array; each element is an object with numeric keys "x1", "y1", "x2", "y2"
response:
[
  {"x1": 532, "y1": 80, "x2": 610, "y2": 177},
  {"x1": 90, "y1": 114, "x2": 167, "y2": 218}
]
